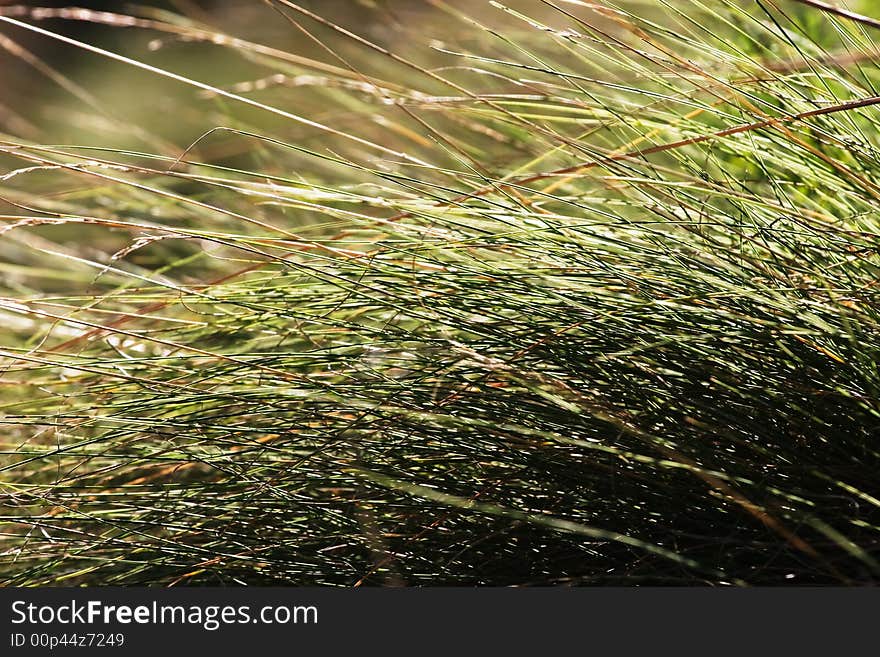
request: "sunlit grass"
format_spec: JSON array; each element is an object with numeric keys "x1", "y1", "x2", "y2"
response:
[{"x1": 0, "y1": 0, "x2": 879, "y2": 585}]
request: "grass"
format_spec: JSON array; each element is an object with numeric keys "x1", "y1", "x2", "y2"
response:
[{"x1": 0, "y1": 0, "x2": 879, "y2": 585}]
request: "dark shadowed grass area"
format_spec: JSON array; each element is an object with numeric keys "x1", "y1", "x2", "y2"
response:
[{"x1": 0, "y1": 0, "x2": 879, "y2": 585}]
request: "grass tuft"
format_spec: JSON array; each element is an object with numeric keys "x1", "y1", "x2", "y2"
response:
[{"x1": 1, "y1": 0, "x2": 879, "y2": 585}]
